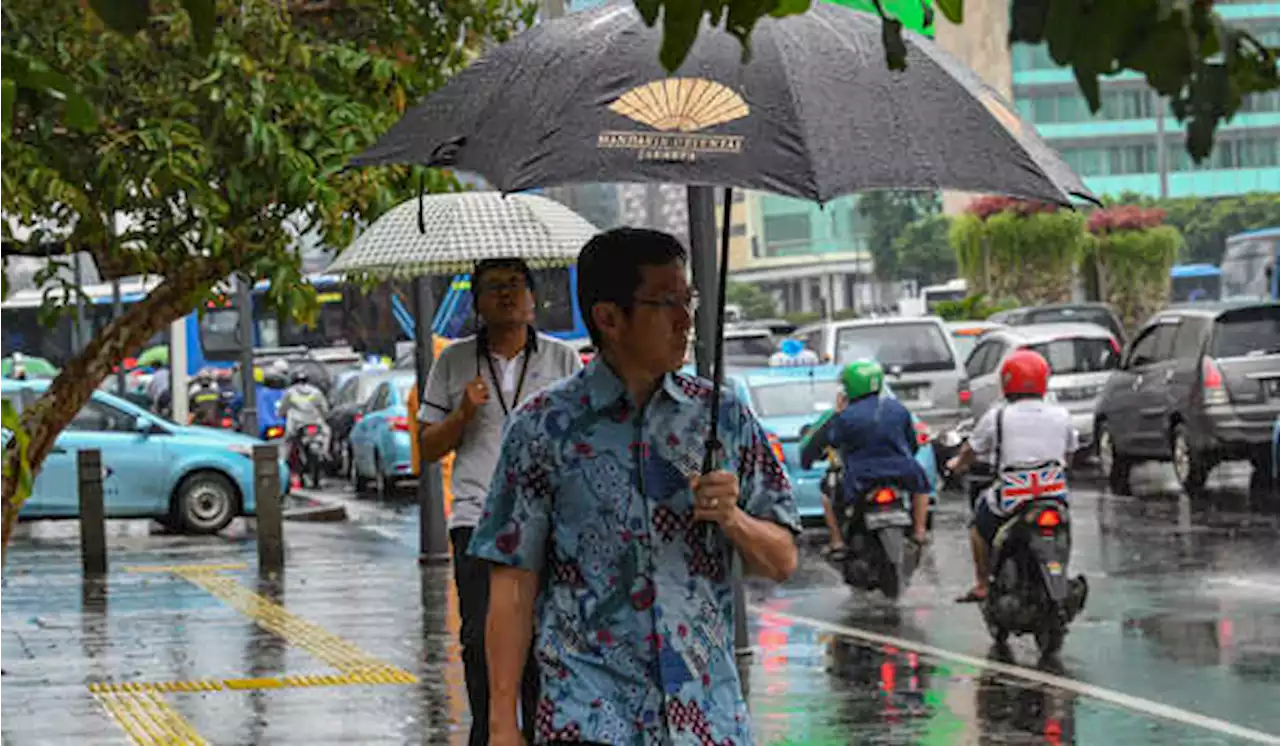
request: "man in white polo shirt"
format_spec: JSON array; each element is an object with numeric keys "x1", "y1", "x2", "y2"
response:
[{"x1": 417, "y1": 258, "x2": 581, "y2": 746}]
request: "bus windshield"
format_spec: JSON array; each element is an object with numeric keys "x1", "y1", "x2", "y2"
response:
[
  {"x1": 1221, "y1": 234, "x2": 1279, "y2": 300},
  {"x1": 1170, "y1": 266, "x2": 1222, "y2": 303}
]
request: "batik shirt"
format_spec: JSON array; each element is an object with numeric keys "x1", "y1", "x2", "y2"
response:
[{"x1": 469, "y1": 359, "x2": 800, "y2": 746}]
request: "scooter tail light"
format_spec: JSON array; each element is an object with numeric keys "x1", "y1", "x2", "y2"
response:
[
  {"x1": 872, "y1": 487, "x2": 897, "y2": 504},
  {"x1": 1036, "y1": 509, "x2": 1062, "y2": 528},
  {"x1": 389, "y1": 416, "x2": 412, "y2": 432},
  {"x1": 220, "y1": 417, "x2": 233, "y2": 428},
  {"x1": 353, "y1": 413, "x2": 363, "y2": 423},
  {"x1": 305, "y1": 424, "x2": 319, "y2": 434},
  {"x1": 914, "y1": 421, "x2": 931, "y2": 446},
  {"x1": 766, "y1": 432, "x2": 786, "y2": 464}
]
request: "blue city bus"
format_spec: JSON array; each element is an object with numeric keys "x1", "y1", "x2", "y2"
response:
[
  {"x1": 1169, "y1": 263, "x2": 1222, "y2": 303},
  {"x1": 1221, "y1": 227, "x2": 1280, "y2": 301},
  {"x1": 2, "y1": 266, "x2": 587, "y2": 375}
]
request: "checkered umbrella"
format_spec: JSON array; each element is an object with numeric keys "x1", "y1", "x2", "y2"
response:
[{"x1": 325, "y1": 191, "x2": 599, "y2": 277}]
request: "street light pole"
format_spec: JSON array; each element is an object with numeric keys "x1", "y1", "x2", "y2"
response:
[{"x1": 1153, "y1": 90, "x2": 1170, "y2": 199}]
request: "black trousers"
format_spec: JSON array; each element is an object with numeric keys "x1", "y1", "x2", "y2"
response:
[{"x1": 451, "y1": 527, "x2": 538, "y2": 746}]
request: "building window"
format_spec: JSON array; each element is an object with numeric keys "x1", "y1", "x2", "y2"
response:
[
  {"x1": 731, "y1": 223, "x2": 747, "y2": 237},
  {"x1": 763, "y1": 213, "x2": 810, "y2": 248},
  {"x1": 1058, "y1": 136, "x2": 1279, "y2": 175}
]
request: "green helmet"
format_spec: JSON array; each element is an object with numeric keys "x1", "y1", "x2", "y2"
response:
[{"x1": 839, "y1": 359, "x2": 884, "y2": 400}]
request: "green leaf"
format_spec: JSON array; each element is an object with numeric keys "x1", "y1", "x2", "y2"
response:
[
  {"x1": 181, "y1": 0, "x2": 217, "y2": 55},
  {"x1": 1, "y1": 400, "x2": 34, "y2": 510},
  {"x1": 880, "y1": 15, "x2": 907, "y2": 71},
  {"x1": 1, "y1": 79, "x2": 15, "y2": 135},
  {"x1": 770, "y1": 0, "x2": 812, "y2": 18},
  {"x1": 1073, "y1": 65, "x2": 1101, "y2": 112},
  {"x1": 935, "y1": 0, "x2": 962, "y2": 24},
  {"x1": 634, "y1": 0, "x2": 661, "y2": 26},
  {"x1": 88, "y1": 0, "x2": 152, "y2": 35},
  {"x1": 658, "y1": 0, "x2": 703, "y2": 72},
  {"x1": 63, "y1": 91, "x2": 98, "y2": 132}
]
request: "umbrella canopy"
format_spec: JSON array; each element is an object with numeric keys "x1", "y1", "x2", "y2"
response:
[
  {"x1": 352, "y1": 1, "x2": 1094, "y2": 206},
  {"x1": 2, "y1": 355, "x2": 59, "y2": 378},
  {"x1": 137, "y1": 345, "x2": 169, "y2": 369},
  {"x1": 326, "y1": 191, "x2": 600, "y2": 277}
]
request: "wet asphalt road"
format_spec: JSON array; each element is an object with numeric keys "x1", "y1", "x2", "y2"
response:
[{"x1": 2, "y1": 459, "x2": 1278, "y2": 745}]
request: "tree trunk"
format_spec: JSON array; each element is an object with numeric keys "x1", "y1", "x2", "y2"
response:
[{"x1": 1, "y1": 267, "x2": 219, "y2": 564}]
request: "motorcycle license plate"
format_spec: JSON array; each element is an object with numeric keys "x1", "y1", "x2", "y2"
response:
[{"x1": 865, "y1": 511, "x2": 912, "y2": 530}]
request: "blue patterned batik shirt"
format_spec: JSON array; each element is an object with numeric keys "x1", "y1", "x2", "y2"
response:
[{"x1": 469, "y1": 358, "x2": 800, "y2": 746}]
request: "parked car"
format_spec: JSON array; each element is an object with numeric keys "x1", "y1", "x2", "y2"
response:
[
  {"x1": 1094, "y1": 302, "x2": 1280, "y2": 495},
  {"x1": 326, "y1": 370, "x2": 400, "y2": 476},
  {"x1": 964, "y1": 323, "x2": 1121, "y2": 454},
  {"x1": 988, "y1": 302, "x2": 1128, "y2": 346},
  {"x1": 946, "y1": 320, "x2": 1006, "y2": 366},
  {"x1": 795, "y1": 317, "x2": 969, "y2": 433},
  {"x1": 1, "y1": 380, "x2": 285, "y2": 534},
  {"x1": 349, "y1": 371, "x2": 418, "y2": 498},
  {"x1": 720, "y1": 365, "x2": 939, "y2": 527}
]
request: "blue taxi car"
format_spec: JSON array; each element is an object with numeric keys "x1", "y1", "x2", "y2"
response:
[
  {"x1": 349, "y1": 371, "x2": 417, "y2": 498},
  {"x1": 725, "y1": 365, "x2": 940, "y2": 526},
  {"x1": 2, "y1": 380, "x2": 286, "y2": 534}
]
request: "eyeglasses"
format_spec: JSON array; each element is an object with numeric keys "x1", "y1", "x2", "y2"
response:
[
  {"x1": 632, "y1": 292, "x2": 700, "y2": 314},
  {"x1": 476, "y1": 278, "x2": 529, "y2": 295}
]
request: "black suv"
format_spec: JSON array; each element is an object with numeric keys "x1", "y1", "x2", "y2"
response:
[{"x1": 1094, "y1": 302, "x2": 1280, "y2": 495}]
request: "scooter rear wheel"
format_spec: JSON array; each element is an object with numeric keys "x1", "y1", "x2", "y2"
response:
[{"x1": 1035, "y1": 618, "x2": 1066, "y2": 658}]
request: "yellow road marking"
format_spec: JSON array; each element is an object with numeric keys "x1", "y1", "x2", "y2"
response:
[
  {"x1": 174, "y1": 569, "x2": 417, "y2": 681},
  {"x1": 92, "y1": 563, "x2": 419, "y2": 745},
  {"x1": 124, "y1": 563, "x2": 248, "y2": 574},
  {"x1": 93, "y1": 690, "x2": 208, "y2": 745}
]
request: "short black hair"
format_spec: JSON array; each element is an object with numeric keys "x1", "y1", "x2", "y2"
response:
[
  {"x1": 577, "y1": 227, "x2": 687, "y2": 348},
  {"x1": 472, "y1": 257, "x2": 535, "y2": 295},
  {"x1": 1004, "y1": 392, "x2": 1043, "y2": 402}
]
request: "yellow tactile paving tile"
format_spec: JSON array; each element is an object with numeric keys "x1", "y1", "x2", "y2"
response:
[{"x1": 93, "y1": 690, "x2": 209, "y2": 746}]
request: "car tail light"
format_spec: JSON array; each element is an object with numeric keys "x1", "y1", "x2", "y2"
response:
[
  {"x1": 389, "y1": 416, "x2": 412, "y2": 432},
  {"x1": 914, "y1": 421, "x2": 931, "y2": 446},
  {"x1": 872, "y1": 487, "x2": 897, "y2": 505},
  {"x1": 305, "y1": 424, "x2": 319, "y2": 434},
  {"x1": 1036, "y1": 509, "x2": 1061, "y2": 528},
  {"x1": 766, "y1": 432, "x2": 786, "y2": 464},
  {"x1": 958, "y1": 381, "x2": 972, "y2": 406},
  {"x1": 1202, "y1": 357, "x2": 1228, "y2": 406},
  {"x1": 1108, "y1": 337, "x2": 1121, "y2": 357}
]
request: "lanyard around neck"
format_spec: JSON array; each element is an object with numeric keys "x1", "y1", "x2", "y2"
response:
[{"x1": 477, "y1": 330, "x2": 533, "y2": 417}]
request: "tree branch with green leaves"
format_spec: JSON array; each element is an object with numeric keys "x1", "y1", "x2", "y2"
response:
[{"x1": 635, "y1": 0, "x2": 1279, "y2": 163}]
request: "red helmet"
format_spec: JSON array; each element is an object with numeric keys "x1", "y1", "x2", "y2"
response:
[{"x1": 1001, "y1": 349, "x2": 1050, "y2": 397}]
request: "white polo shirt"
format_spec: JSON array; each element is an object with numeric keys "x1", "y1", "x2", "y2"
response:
[{"x1": 418, "y1": 331, "x2": 581, "y2": 529}]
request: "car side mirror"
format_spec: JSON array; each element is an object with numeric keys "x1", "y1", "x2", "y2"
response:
[{"x1": 134, "y1": 415, "x2": 152, "y2": 434}]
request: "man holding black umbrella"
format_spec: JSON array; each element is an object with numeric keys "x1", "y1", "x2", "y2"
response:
[
  {"x1": 417, "y1": 257, "x2": 582, "y2": 746},
  {"x1": 470, "y1": 228, "x2": 800, "y2": 746}
]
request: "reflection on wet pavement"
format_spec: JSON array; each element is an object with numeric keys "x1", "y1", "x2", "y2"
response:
[{"x1": 3, "y1": 465, "x2": 1279, "y2": 745}]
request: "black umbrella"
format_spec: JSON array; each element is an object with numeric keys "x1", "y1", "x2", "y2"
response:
[
  {"x1": 349, "y1": 0, "x2": 1095, "y2": 477},
  {"x1": 351, "y1": 2, "x2": 1092, "y2": 205}
]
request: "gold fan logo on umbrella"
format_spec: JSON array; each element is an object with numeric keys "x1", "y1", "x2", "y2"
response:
[{"x1": 598, "y1": 78, "x2": 748, "y2": 162}]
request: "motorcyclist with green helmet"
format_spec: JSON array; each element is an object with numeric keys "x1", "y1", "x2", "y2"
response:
[{"x1": 801, "y1": 359, "x2": 932, "y2": 559}]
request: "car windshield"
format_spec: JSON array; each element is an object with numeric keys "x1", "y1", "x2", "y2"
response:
[
  {"x1": 835, "y1": 323, "x2": 956, "y2": 372},
  {"x1": 1025, "y1": 308, "x2": 1119, "y2": 338},
  {"x1": 724, "y1": 335, "x2": 775, "y2": 361},
  {"x1": 1024, "y1": 337, "x2": 1119, "y2": 374},
  {"x1": 750, "y1": 380, "x2": 841, "y2": 418},
  {"x1": 1211, "y1": 306, "x2": 1280, "y2": 358},
  {"x1": 951, "y1": 333, "x2": 982, "y2": 363}
]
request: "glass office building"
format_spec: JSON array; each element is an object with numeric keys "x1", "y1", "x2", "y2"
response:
[{"x1": 1011, "y1": 2, "x2": 1280, "y2": 198}]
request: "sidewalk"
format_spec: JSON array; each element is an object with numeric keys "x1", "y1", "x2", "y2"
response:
[{"x1": 1, "y1": 517, "x2": 1049, "y2": 746}]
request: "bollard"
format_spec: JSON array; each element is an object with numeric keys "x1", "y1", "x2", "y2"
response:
[
  {"x1": 77, "y1": 449, "x2": 107, "y2": 576},
  {"x1": 253, "y1": 445, "x2": 284, "y2": 576}
]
